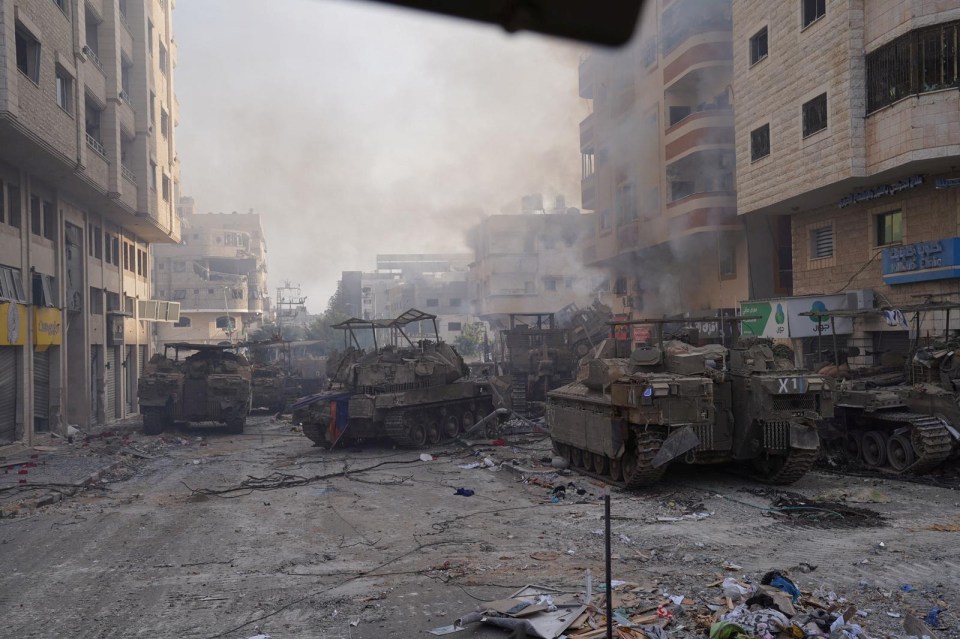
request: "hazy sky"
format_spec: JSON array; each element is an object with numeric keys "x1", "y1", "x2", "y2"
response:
[{"x1": 173, "y1": 0, "x2": 588, "y2": 313}]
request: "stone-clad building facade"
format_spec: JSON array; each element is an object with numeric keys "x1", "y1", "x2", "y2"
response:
[{"x1": 0, "y1": 0, "x2": 180, "y2": 443}]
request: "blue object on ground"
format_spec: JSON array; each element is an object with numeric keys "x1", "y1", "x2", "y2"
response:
[
  {"x1": 454, "y1": 487, "x2": 474, "y2": 497},
  {"x1": 925, "y1": 607, "x2": 942, "y2": 628},
  {"x1": 900, "y1": 584, "x2": 915, "y2": 593},
  {"x1": 770, "y1": 575, "x2": 801, "y2": 603}
]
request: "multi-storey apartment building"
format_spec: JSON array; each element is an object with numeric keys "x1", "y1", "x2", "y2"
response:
[
  {"x1": 577, "y1": 0, "x2": 753, "y2": 319},
  {"x1": 153, "y1": 200, "x2": 267, "y2": 345},
  {"x1": 467, "y1": 207, "x2": 598, "y2": 327},
  {"x1": 733, "y1": 0, "x2": 960, "y2": 364},
  {"x1": 0, "y1": 0, "x2": 179, "y2": 443}
]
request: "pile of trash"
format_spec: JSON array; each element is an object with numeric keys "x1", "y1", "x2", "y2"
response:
[{"x1": 428, "y1": 568, "x2": 948, "y2": 639}]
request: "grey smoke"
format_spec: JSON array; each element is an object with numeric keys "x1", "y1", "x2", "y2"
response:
[{"x1": 173, "y1": 0, "x2": 589, "y2": 310}]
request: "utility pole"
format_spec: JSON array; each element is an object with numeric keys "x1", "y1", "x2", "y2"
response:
[{"x1": 276, "y1": 280, "x2": 307, "y2": 341}]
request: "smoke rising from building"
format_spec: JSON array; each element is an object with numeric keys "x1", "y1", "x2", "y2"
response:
[{"x1": 173, "y1": 0, "x2": 589, "y2": 311}]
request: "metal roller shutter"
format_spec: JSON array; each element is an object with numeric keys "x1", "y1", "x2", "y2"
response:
[
  {"x1": 0, "y1": 348, "x2": 17, "y2": 444},
  {"x1": 106, "y1": 346, "x2": 118, "y2": 420},
  {"x1": 33, "y1": 349, "x2": 50, "y2": 432}
]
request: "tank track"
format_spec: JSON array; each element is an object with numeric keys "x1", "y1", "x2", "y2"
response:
[
  {"x1": 557, "y1": 425, "x2": 668, "y2": 489},
  {"x1": 623, "y1": 427, "x2": 669, "y2": 488},
  {"x1": 751, "y1": 448, "x2": 818, "y2": 485},
  {"x1": 869, "y1": 412, "x2": 953, "y2": 474}
]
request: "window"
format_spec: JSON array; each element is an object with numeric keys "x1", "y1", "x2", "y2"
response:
[
  {"x1": 15, "y1": 24, "x2": 41, "y2": 83},
  {"x1": 42, "y1": 200, "x2": 55, "y2": 240},
  {"x1": 450, "y1": 298, "x2": 462, "y2": 307},
  {"x1": 120, "y1": 58, "x2": 132, "y2": 101},
  {"x1": 123, "y1": 242, "x2": 130, "y2": 271},
  {"x1": 160, "y1": 109, "x2": 169, "y2": 138},
  {"x1": 104, "y1": 232, "x2": 112, "y2": 264},
  {"x1": 174, "y1": 316, "x2": 191, "y2": 328},
  {"x1": 6, "y1": 185, "x2": 21, "y2": 229},
  {"x1": 111, "y1": 235, "x2": 120, "y2": 266},
  {"x1": 150, "y1": 161, "x2": 157, "y2": 190},
  {"x1": 158, "y1": 44, "x2": 167, "y2": 74},
  {"x1": 614, "y1": 276, "x2": 628, "y2": 296},
  {"x1": 85, "y1": 99, "x2": 104, "y2": 152},
  {"x1": 426, "y1": 298, "x2": 439, "y2": 307},
  {"x1": 0, "y1": 266, "x2": 27, "y2": 302},
  {"x1": 216, "y1": 316, "x2": 236, "y2": 330},
  {"x1": 172, "y1": 289, "x2": 186, "y2": 300},
  {"x1": 719, "y1": 243, "x2": 737, "y2": 278},
  {"x1": 32, "y1": 273, "x2": 56, "y2": 307},
  {"x1": 94, "y1": 226, "x2": 102, "y2": 258},
  {"x1": 30, "y1": 196, "x2": 41, "y2": 236},
  {"x1": 544, "y1": 278, "x2": 558, "y2": 291},
  {"x1": 876, "y1": 211, "x2": 903, "y2": 246},
  {"x1": 55, "y1": 67, "x2": 73, "y2": 113},
  {"x1": 802, "y1": 93, "x2": 827, "y2": 137},
  {"x1": 447, "y1": 322, "x2": 462, "y2": 332},
  {"x1": 670, "y1": 181, "x2": 695, "y2": 201},
  {"x1": 147, "y1": 21, "x2": 154, "y2": 55},
  {"x1": 751, "y1": 124, "x2": 770, "y2": 161},
  {"x1": 162, "y1": 174, "x2": 170, "y2": 201},
  {"x1": 668, "y1": 105, "x2": 691, "y2": 127},
  {"x1": 750, "y1": 27, "x2": 768, "y2": 65},
  {"x1": 867, "y1": 22, "x2": 960, "y2": 113},
  {"x1": 106, "y1": 292, "x2": 120, "y2": 312},
  {"x1": 802, "y1": 0, "x2": 825, "y2": 28},
  {"x1": 173, "y1": 261, "x2": 185, "y2": 272},
  {"x1": 616, "y1": 181, "x2": 637, "y2": 224},
  {"x1": 810, "y1": 226, "x2": 834, "y2": 259},
  {"x1": 89, "y1": 287, "x2": 103, "y2": 315},
  {"x1": 52, "y1": 0, "x2": 68, "y2": 14}
]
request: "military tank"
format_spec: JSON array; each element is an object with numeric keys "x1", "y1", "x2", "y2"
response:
[
  {"x1": 139, "y1": 343, "x2": 252, "y2": 435},
  {"x1": 803, "y1": 306, "x2": 957, "y2": 474},
  {"x1": 292, "y1": 309, "x2": 496, "y2": 448},
  {"x1": 498, "y1": 312, "x2": 576, "y2": 417},
  {"x1": 547, "y1": 319, "x2": 829, "y2": 487}
]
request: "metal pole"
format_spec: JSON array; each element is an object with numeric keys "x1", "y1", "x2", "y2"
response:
[
  {"x1": 605, "y1": 493, "x2": 613, "y2": 639},
  {"x1": 831, "y1": 317, "x2": 839, "y2": 366}
]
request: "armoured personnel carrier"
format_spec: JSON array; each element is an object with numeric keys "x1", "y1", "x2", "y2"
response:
[
  {"x1": 498, "y1": 313, "x2": 576, "y2": 417},
  {"x1": 139, "y1": 343, "x2": 252, "y2": 435},
  {"x1": 547, "y1": 319, "x2": 829, "y2": 487},
  {"x1": 292, "y1": 309, "x2": 496, "y2": 448}
]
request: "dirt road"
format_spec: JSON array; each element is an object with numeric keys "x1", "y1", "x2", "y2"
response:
[{"x1": 1, "y1": 415, "x2": 957, "y2": 638}]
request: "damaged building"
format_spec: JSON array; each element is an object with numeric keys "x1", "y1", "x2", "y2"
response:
[
  {"x1": 152, "y1": 198, "x2": 267, "y2": 344},
  {"x1": 733, "y1": 1, "x2": 960, "y2": 366},
  {"x1": 577, "y1": 0, "x2": 753, "y2": 323},
  {"x1": 467, "y1": 195, "x2": 598, "y2": 329},
  {"x1": 0, "y1": 0, "x2": 180, "y2": 442}
]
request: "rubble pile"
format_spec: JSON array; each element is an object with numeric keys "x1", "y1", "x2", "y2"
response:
[{"x1": 432, "y1": 569, "x2": 951, "y2": 639}]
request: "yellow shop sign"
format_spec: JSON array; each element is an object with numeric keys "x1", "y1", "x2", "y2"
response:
[
  {"x1": 0, "y1": 302, "x2": 27, "y2": 346},
  {"x1": 34, "y1": 307, "x2": 62, "y2": 351}
]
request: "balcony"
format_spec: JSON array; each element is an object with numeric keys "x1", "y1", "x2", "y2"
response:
[
  {"x1": 664, "y1": 109, "x2": 734, "y2": 162},
  {"x1": 660, "y1": 0, "x2": 731, "y2": 58},
  {"x1": 82, "y1": 45, "x2": 105, "y2": 74},
  {"x1": 664, "y1": 191, "x2": 738, "y2": 237},
  {"x1": 580, "y1": 112, "x2": 596, "y2": 152}
]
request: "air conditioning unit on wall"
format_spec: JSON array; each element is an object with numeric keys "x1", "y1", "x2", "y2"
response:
[{"x1": 846, "y1": 289, "x2": 875, "y2": 310}]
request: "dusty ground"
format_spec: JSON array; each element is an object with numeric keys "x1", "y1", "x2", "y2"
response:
[{"x1": 0, "y1": 414, "x2": 957, "y2": 639}]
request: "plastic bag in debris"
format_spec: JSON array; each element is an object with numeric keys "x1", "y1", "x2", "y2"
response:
[
  {"x1": 925, "y1": 607, "x2": 943, "y2": 628},
  {"x1": 454, "y1": 488, "x2": 475, "y2": 497},
  {"x1": 722, "y1": 577, "x2": 753, "y2": 597}
]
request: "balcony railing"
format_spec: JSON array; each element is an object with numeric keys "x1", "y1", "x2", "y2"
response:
[
  {"x1": 82, "y1": 45, "x2": 104, "y2": 73},
  {"x1": 86, "y1": 133, "x2": 106, "y2": 157},
  {"x1": 121, "y1": 164, "x2": 137, "y2": 184},
  {"x1": 119, "y1": 89, "x2": 131, "y2": 105}
]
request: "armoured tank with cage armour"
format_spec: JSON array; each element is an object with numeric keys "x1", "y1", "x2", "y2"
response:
[
  {"x1": 546, "y1": 319, "x2": 830, "y2": 487},
  {"x1": 291, "y1": 309, "x2": 496, "y2": 448}
]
